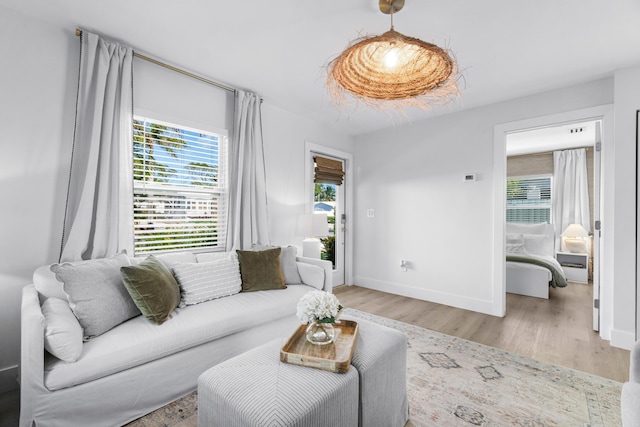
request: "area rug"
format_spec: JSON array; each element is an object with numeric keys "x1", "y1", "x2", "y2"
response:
[{"x1": 126, "y1": 309, "x2": 622, "y2": 426}]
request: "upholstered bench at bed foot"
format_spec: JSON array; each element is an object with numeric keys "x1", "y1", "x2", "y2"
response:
[
  {"x1": 344, "y1": 317, "x2": 410, "y2": 427},
  {"x1": 198, "y1": 338, "x2": 359, "y2": 427}
]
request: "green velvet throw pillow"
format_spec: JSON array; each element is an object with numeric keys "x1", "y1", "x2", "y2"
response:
[
  {"x1": 236, "y1": 247, "x2": 287, "y2": 292},
  {"x1": 120, "y1": 256, "x2": 181, "y2": 325}
]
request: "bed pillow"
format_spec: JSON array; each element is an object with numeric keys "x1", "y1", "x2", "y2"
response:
[
  {"x1": 172, "y1": 253, "x2": 242, "y2": 306},
  {"x1": 236, "y1": 247, "x2": 286, "y2": 292},
  {"x1": 296, "y1": 262, "x2": 325, "y2": 290},
  {"x1": 523, "y1": 234, "x2": 550, "y2": 256},
  {"x1": 120, "y1": 255, "x2": 181, "y2": 325},
  {"x1": 42, "y1": 297, "x2": 83, "y2": 362},
  {"x1": 506, "y1": 233, "x2": 524, "y2": 245},
  {"x1": 50, "y1": 253, "x2": 140, "y2": 341},
  {"x1": 506, "y1": 222, "x2": 550, "y2": 236},
  {"x1": 252, "y1": 245, "x2": 303, "y2": 285},
  {"x1": 506, "y1": 243, "x2": 526, "y2": 254}
]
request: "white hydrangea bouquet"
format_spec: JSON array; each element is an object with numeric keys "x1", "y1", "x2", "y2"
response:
[
  {"x1": 296, "y1": 290, "x2": 343, "y2": 345},
  {"x1": 296, "y1": 290, "x2": 343, "y2": 324}
]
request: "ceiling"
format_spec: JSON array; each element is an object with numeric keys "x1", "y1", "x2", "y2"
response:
[{"x1": 3, "y1": 0, "x2": 640, "y2": 136}]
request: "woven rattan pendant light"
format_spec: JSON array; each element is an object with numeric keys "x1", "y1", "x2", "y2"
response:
[{"x1": 327, "y1": 0, "x2": 459, "y2": 110}]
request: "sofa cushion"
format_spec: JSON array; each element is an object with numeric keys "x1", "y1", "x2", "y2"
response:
[
  {"x1": 252, "y1": 245, "x2": 303, "y2": 285},
  {"x1": 120, "y1": 256, "x2": 181, "y2": 325},
  {"x1": 43, "y1": 285, "x2": 314, "y2": 391},
  {"x1": 50, "y1": 253, "x2": 141, "y2": 341},
  {"x1": 42, "y1": 298, "x2": 83, "y2": 363},
  {"x1": 172, "y1": 253, "x2": 242, "y2": 306},
  {"x1": 237, "y1": 248, "x2": 286, "y2": 292}
]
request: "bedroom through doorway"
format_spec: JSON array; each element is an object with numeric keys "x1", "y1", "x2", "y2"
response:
[{"x1": 505, "y1": 118, "x2": 602, "y2": 332}]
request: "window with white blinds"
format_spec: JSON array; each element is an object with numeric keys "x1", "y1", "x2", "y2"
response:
[
  {"x1": 133, "y1": 116, "x2": 228, "y2": 255},
  {"x1": 506, "y1": 175, "x2": 552, "y2": 224}
]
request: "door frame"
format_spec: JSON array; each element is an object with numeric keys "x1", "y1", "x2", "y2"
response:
[
  {"x1": 493, "y1": 105, "x2": 614, "y2": 338},
  {"x1": 304, "y1": 141, "x2": 353, "y2": 286}
]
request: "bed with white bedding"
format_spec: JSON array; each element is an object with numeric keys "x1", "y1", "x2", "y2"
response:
[{"x1": 505, "y1": 222, "x2": 567, "y2": 299}]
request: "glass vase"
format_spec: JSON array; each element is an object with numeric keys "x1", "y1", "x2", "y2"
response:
[{"x1": 305, "y1": 321, "x2": 335, "y2": 345}]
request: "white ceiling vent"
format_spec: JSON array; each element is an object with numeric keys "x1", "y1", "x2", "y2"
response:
[{"x1": 569, "y1": 127, "x2": 585, "y2": 134}]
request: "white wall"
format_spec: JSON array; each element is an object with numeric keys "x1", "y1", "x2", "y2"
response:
[
  {"x1": 0, "y1": 6, "x2": 355, "y2": 392},
  {"x1": 261, "y1": 104, "x2": 354, "y2": 248},
  {"x1": 353, "y1": 79, "x2": 614, "y2": 317},
  {"x1": 0, "y1": 7, "x2": 78, "y2": 392},
  {"x1": 612, "y1": 65, "x2": 640, "y2": 348}
]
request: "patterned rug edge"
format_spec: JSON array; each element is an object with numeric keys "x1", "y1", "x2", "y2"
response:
[{"x1": 342, "y1": 307, "x2": 623, "y2": 388}]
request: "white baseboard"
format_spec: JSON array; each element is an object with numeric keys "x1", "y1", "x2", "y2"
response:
[
  {"x1": 610, "y1": 329, "x2": 636, "y2": 351},
  {"x1": 353, "y1": 276, "x2": 496, "y2": 316},
  {"x1": 0, "y1": 365, "x2": 19, "y2": 393}
]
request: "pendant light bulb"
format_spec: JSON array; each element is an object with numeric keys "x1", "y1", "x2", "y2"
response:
[{"x1": 384, "y1": 48, "x2": 399, "y2": 69}]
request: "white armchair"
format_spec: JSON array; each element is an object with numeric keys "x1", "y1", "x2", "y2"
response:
[{"x1": 622, "y1": 340, "x2": 640, "y2": 427}]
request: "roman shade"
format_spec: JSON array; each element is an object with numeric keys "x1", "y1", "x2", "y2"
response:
[{"x1": 314, "y1": 156, "x2": 344, "y2": 185}]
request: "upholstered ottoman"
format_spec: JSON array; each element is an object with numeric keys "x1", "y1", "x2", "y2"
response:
[
  {"x1": 345, "y1": 317, "x2": 410, "y2": 427},
  {"x1": 198, "y1": 339, "x2": 359, "y2": 427}
]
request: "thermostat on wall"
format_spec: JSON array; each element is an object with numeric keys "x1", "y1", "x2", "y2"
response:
[{"x1": 464, "y1": 174, "x2": 477, "y2": 182}]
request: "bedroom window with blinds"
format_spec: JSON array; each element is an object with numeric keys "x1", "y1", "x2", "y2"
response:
[
  {"x1": 506, "y1": 175, "x2": 552, "y2": 224},
  {"x1": 133, "y1": 116, "x2": 228, "y2": 255}
]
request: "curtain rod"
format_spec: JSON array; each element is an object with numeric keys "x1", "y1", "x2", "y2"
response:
[
  {"x1": 75, "y1": 29, "x2": 236, "y2": 94},
  {"x1": 508, "y1": 146, "x2": 591, "y2": 158}
]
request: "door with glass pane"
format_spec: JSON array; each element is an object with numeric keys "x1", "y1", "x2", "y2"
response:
[
  {"x1": 306, "y1": 147, "x2": 350, "y2": 286},
  {"x1": 309, "y1": 152, "x2": 346, "y2": 286},
  {"x1": 314, "y1": 180, "x2": 345, "y2": 286}
]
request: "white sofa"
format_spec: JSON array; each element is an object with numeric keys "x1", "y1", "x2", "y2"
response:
[{"x1": 20, "y1": 251, "x2": 332, "y2": 427}]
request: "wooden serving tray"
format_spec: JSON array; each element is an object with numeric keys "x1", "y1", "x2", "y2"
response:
[{"x1": 280, "y1": 320, "x2": 359, "y2": 373}]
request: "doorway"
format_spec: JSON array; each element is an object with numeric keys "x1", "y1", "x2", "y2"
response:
[
  {"x1": 505, "y1": 120, "x2": 601, "y2": 330},
  {"x1": 492, "y1": 105, "x2": 614, "y2": 339},
  {"x1": 304, "y1": 142, "x2": 353, "y2": 287}
]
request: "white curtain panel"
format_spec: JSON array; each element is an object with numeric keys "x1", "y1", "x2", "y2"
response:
[
  {"x1": 552, "y1": 148, "x2": 591, "y2": 251},
  {"x1": 59, "y1": 31, "x2": 134, "y2": 262},
  {"x1": 226, "y1": 90, "x2": 271, "y2": 251}
]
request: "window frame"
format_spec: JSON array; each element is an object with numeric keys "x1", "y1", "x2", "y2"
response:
[
  {"x1": 506, "y1": 173, "x2": 553, "y2": 224},
  {"x1": 131, "y1": 113, "x2": 229, "y2": 256}
]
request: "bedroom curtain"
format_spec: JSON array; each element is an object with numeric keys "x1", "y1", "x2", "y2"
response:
[
  {"x1": 552, "y1": 148, "x2": 591, "y2": 251},
  {"x1": 225, "y1": 90, "x2": 271, "y2": 251},
  {"x1": 59, "y1": 31, "x2": 134, "y2": 262}
]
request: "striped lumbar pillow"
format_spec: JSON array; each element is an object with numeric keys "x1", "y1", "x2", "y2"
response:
[{"x1": 172, "y1": 253, "x2": 242, "y2": 306}]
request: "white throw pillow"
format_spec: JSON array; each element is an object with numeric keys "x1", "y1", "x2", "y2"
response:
[
  {"x1": 42, "y1": 298, "x2": 83, "y2": 362},
  {"x1": 296, "y1": 262, "x2": 325, "y2": 290},
  {"x1": 172, "y1": 253, "x2": 242, "y2": 306}
]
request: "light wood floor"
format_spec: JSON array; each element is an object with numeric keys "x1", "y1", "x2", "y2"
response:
[{"x1": 334, "y1": 281, "x2": 631, "y2": 382}]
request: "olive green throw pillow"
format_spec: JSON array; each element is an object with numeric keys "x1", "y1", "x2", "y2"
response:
[
  {"x1": 120, "y1": 256, "x2": 181, "y2": 325},
  {"x1": 236, "y1": 247, "x2": 287, "y2": 292}
]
